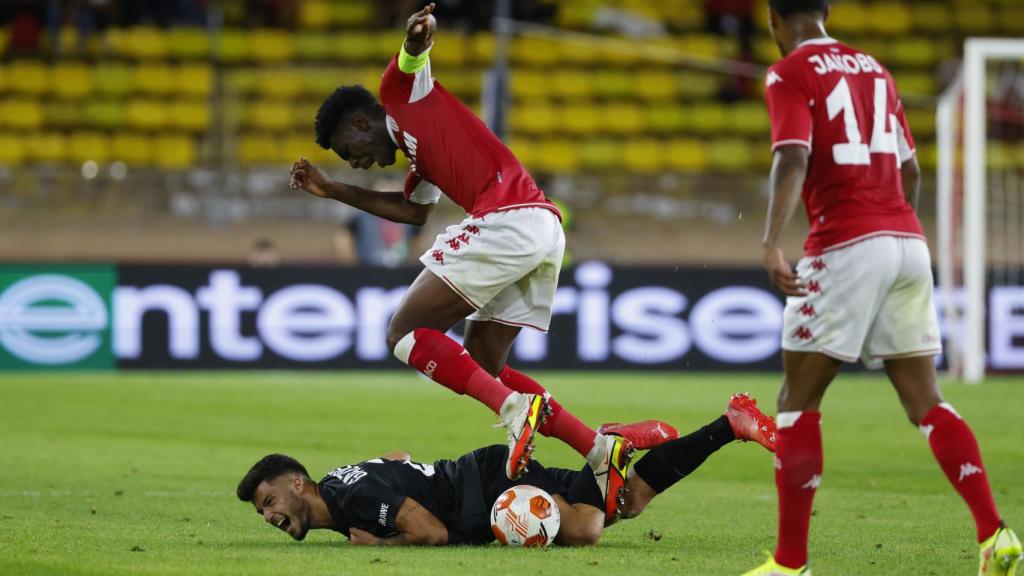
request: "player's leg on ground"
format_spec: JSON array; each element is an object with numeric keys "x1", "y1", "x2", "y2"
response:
[
  {"x1": 886, "y1": 355, "x2": 1004, "y2": 544},
  {"x1": 624, "y1": 413, "x2": 738, "y2": 518},
  {"x1": 771, "y1": 350, "x2": 840, "y2": 571},
  {"x1": 550, "y1": 494, "x2": 604, "y2": 546}
]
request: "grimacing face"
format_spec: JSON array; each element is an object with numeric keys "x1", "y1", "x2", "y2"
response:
[
  {"x1": 251, "y1": 474, "x2": 312, "y2": 541},
  {"x1": 330, "y1": 113, "x2": 398, "y2": 170}
]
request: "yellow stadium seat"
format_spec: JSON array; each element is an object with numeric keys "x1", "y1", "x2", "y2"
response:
[
  {"x1": 752, "y1": 140, "x2": 773, "y2": 170},
  {"x1": 955, "y1": 4, "x2": 994, "y2": 34},
  {"x1": 176, "y1": 64, "x2": 213, "y2": 97},
  {"x1": 708, "y1": 139, "x2": 753, "y2": 171},
  {"x1": 121, "y1": 27, "x2": 167, "y2": 60},
  {"x1": 239, "y1": 133, "x2": 280, "y2": 166},
  {"x1": 52, "y1": 63, "x2": 93, "y2": 100},
  {"x1": 561, "y1": 104, "x2": 601, "y2": 136},
  {"x1": 904, "y1": 108, "x2": 936, "y2": 139},
  {"x1": 603, "y1": 104, "x2": 644, "y2": 135},
  {"x1": 68, "y1": 132, "x2": 111, "y2": 164},
  {"x1": 551, "y1": 70, "x2": 592, "y2": 100},
  {"x1": 677, "y1": 72, "x2": 719, "y2": 100},
  {"x1": 218, "y1": 29, "x2": 250, "y2": 63},
  {"x1": 868, "y1": 3, "x2": 911, "y2": 35},
  {"x1": 727, "y1": 102, "x2": 770, "y2": 136},
  {"x1": 112, "y1": 133, "x2": 154, "y2": 166},
  {"x1": 891, "y1": 39, "x2": 937, "y2": 68},
  {"x1": 592, "y1": 71, "x2": 633, "y2": 99},
  {"x1": 644, "y1": 105, "x2": 688, "y2": 135},
  {"x1": 635, "y1": 71, "x2": 677, "y2": 101},
  {"x1": 430, "y1": 34, "x2": 466, "y2": 67},
  {"x1": 997, "y1": 7, "x2": 1024, "y2": 34},
  {"x1": 505, "y1": 137, "x2": 534, "y2": 169},
  {"x1": 258, "y1": 69, "x2": 304, "y2": 99},
  {"x1": 224, "y1": 69, "x2": 259, "y2": 95},
  {"x1": 167, "y1": 27, "x2": 209, "y2": 60},
  {"x1": 2, "y1": 99, "x2": 44, "y2": 130},
  {"x1": 26, "y1": 133, "x2": 68, "y2": 164},
  {"x1": 154, "y1": 134, "x2": 197, "y2": 169},
  {"x1": 661, "y1": 0, "x2": 703, "y2": 30},
  {"x1": 511, "y1": 37, "x2": 560, "y2": 67},
  {"x1": 281, "y1": 132, "x2": 333, "y2": 166},
  {"x1": 169, "y1": 100, "x2": 210, "y2": 132},
  {"x1": 827, "y1": 1, "x2": 867, "y2": 35},
  {"x1": 556, "y1": 38, "x2": 599, "y2": 66},
  {"x1": 249, "y1": 29, "x2": 295, "y2": 63},
  {"x1": 372, "y1": 30, "x2": 406, "y2": 61},
  {"x1": 7, "y1": 61, "x2": 49, "y2": 95},
  {"x1": 913, "y1": 4, "x2": 950, "y2": 33},
  {"x1": 689, "y1": 104, "x2": 727, "y2": 135},
  {"x1": 84, "y1": 100, "x2": 124, "y2": 130},
  {"x1": 336, "y1": 32, "x2": 377, "y2": 62},
  {"x1": 510, "y1": 101, "x2": 556, "y2": 135},
  {"x1": 534, "y1": 139, "x2": 580, "y2": 172},
  {"x1": 246, "y1": 100, "x2": 292, "y2": 131},
  {"x1": 580, "y1": 139, "x2": 618, "y2": 171},
  {"x1": 624, "y1": 138, "x2": 664, "y2": 173},
  {"x1": 133, "y1": 64, "x2": 175, "y2": 95},
  {"x1": 93, "y1": 64, "x2": 133, "y2": 96},
  {"x1": 45, "y1": 101, "x2": 82, "y2": 128},
  {"x1": 893, "y1": 73, "x2": 937, "y2": 97},
  {"x1": 0, "y1": 66, "x2": 6, "y2": 92},
  {"x1": 0, "y1": 133, "x2": 26, "y2": 166},
  {"x1": 332, "y1": 1, "x2": 373, "y2": 27},
  {"x1": 126, "y1": 99, "x2": 170, "y2": 130},
  {"x1": 302, "y1": 67, "x2": 351, "y2": 97},
  {"x1": 470, "y1": 33, "x2": 494, "y2": 64},
  {"x1": 510, "y1": 70, "x2": 549, "y2": 100},
  {"x1": 295, "y1": 33, "x2": 333, "y2": 60},
  {"x1": 754, "y1": 37, "x2": 780, "y2": 65},
  {"x1": 852, "y1": 39, "x2": 890, "y2": 64},
  {"x1": 299, "y1": 0, "x2": 332, "y2": 29},
  {"x1": 677, "y1": 35, "x2": 725, "y2": 60}
]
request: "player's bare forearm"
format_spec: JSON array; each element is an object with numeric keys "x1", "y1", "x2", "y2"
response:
[
  {"x1": 404, "y1": 3, "x2": 436, "y2": 56},
  {"x1": 324, "y1": 181, "x2": 433, "y2": 226},
  {"x1": 763, "y1": 146, "x2": 809, "y2": 248},
  {"x1": 394, "y1": 498, "x2": 448, "y2": 545},
  {"x1": 901, "y1": 155, "x2": 921, "y2": 211}
]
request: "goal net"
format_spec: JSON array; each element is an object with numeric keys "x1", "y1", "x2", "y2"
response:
[{"x1": 937, "y1": 38, "x2": 1024, "y2": 383}]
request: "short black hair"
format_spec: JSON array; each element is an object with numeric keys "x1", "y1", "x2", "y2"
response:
[
  {"x1": 314, "y1": 85, "x2": 380, "y2": 149},
  {"x1": 236, "y1": 454, "x2": 310, "y2": 502},
  {"x1": 769, "y1": 0, "x2": 828, "y2": 18}
]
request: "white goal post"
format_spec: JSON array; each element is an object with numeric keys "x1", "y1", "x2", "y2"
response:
[{"x1": 937, "y1": 38, "x2": 1024, "y2": 383}]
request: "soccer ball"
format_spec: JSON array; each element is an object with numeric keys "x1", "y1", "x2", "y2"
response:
[{"x1": 489, "y1": 485, "x2": 560, "y2": 547}]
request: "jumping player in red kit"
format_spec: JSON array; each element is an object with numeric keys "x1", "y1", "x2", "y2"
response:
[
  {"x1": 288, "y1": 4, "x2": 682, "y2": 522},
  {"x1": 744, "y1": 1, "x2": 1021, "y2": 575}
]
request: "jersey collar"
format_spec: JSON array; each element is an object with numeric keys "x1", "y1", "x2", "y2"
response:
[{"x1": 797, "y1": 37, "x2": 838, "y2": 48}]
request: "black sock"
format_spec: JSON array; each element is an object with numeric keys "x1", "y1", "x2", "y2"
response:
[
  {"x1": 632, "y1": 415, "x2": 735, "y2": 494},
  {"x1": 566, "y1": 464, "x2": 604, "y2": 510}
]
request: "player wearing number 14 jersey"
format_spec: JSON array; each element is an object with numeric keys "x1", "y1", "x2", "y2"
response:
[{"x1": 745, "y1": 1, "x2": 1021, "y2": 575}]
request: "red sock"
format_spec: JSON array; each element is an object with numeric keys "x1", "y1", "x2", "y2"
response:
[
  {"x1": 398, "y1": 328, "x2": 512, "y2": 414},
  {"x1": 499, "y1": 365, "x2": 597, "y2": 458},
  {"x1": 774, "y1": 411, "x2": 822, "y2": 570},
  {"x1": 921, "y1": 403, "x2": 1002, "y2": 542}
]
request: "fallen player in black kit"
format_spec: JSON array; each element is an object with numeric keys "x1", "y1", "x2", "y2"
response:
[{"x1": 236, "y1": 394, "x2": 776, "y2": 547}]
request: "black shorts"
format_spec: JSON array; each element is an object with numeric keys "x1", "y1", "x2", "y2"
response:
[{"x1": 434, "y1": 445, "x2": 579, "y2": 545}]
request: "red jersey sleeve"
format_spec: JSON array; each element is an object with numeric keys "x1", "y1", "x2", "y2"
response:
[
  {"x1": 894, "y1": 99, "x2": 916, "y2": 162},
  {"x1": 380, "y1": 51, "x2": 435, "y2": 106},
  {"x1": 765, "y1": 65, "x2": 814, "y2": 151}
]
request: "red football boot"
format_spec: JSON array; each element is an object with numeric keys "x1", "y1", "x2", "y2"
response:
[
  {"x1": 725, "y1": 393, "x2": 777, "y2": 452},
  {"x1": 597, "y1": 420, "x2": 680, "y2": 450}
]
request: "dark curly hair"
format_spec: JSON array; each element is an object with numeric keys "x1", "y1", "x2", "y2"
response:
[
  {"x1": 769, "y1": 0, "x2": 828, "y2": 17},
  {"x1": 236, "y1": 454, "x2": 310, "y2": 502},
  {"x1": 314, "y1": 85, "x2": 381, "y2": 149}
]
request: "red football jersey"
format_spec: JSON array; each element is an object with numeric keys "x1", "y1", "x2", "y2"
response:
[
  {"x1": 765, "y1": 38, "x2": 923, "y2": 256},
  {"x1": 379, "y1": 52, "x2": 561, "y2": 220}
]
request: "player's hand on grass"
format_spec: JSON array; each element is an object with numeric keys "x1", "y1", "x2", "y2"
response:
[
  {"x1": 405, "y1": 3, "x2": 436, "y2": 52},
  {"x1": 289, "y1": 157, "x2": 332, "y2": 199},
  {"x1": 349, "y1": 527, "x2": 384, "y2": 546},
  {"x1": 763, "y1": 245, "x2": 805, "y2": 297}
]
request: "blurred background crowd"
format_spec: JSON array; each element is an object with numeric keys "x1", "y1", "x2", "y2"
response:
[{"x1": 0, "y1": 0, "x2": 1021, "y2": 266}]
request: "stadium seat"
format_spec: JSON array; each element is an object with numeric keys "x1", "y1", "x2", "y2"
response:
[
  {"x1": 0, "y1": 133, "x2": 26, "y2": 166},
  {"x1": 505, "y1": 137, "x2": 534, "y2": 168},
  {"x1": 154, "y1": 134, "x2": 197, "y2": 169},
  {"x1": 1, "y1": 99, "x2": 44, "y2": 130},
  {"x1": 167, "y1": 28, "x2": 210, "y2": 60},
  {"x1": 676, "y1": 72, "x2": 719, "y2": 100},
  {"x1": 511, "y1": 37, "x2": 561, "y2": 67},
  {"x1": 246, "y1": 100, "x2": 293, "y2": 131},
  {"x1": 689, "y1": 103, "x2": 728, "y2": 135},
  {"x1": 295, "y1": 33, "x2": 333, "y2": 61},
  {"x1": 112, "y1": 133, "x2": 154, "y2": 166},
  {"x1": 592, "y1": 71, "x2": 633, "y2": 99},
  {"x1": 45, "y1": 101, "x2": 83, "y2": 129},
  {"x1": 602, "y1": 103, "x2": 645, "y2": 135},
  {"x1": 893, "y1": 72, "x2": 937, "y2": 97},
  {"x1": 510, "y1": 71, "x2": 549, "y2": 100},
  {"x1": 469, "y1": 33, "x2": 494, "y2": 65},
  {"x1": 83, "y1": 100, "x2": 125, "y2": 130},
  {"x1": 955, "y1": 3, "x2": 994, "y2": 33},
  {"x1": 258, "y1": 69, "x2": 304, "y2": 99},
  {"x1": 334, "y1": 32, "x2": 377, "y2": 63},
  {"x1": 298, "y1": 0, "x2": 333, "y2": 29},
  {"x1": 331, "y1": 0, "x2": 373, "y2": 27},
  {"x1": 0, "y1": 66, "x2": 6, "y2": 92},
  {"x1": 562, "y1": 104, "x2": 601, "y2": 136},
  {"x1": 176, "y1": 64, "x2": 213, "y2": 97},
  {"x1": 912, "y1": 4, "x2": 951, "y2": 33},
  {"x1": 133, "y1": 64, "x2": 175, "y2": 95},
  {"x1": 224, "y1": 69, "x2": 259, "y2": 95},
  {"x1": 708, "y1": 139, "x2": 754, "y2": 171},
  {"x1": 868, "y1": 3, "x2": 911, "y2": 35},
  {"x1": 551, "y1": 70, "x2": 592, "y2": 100},
  {"x1": 534, "y1": 139, "x2": 580, "y2": 172},
  {"x1": 281, "y1": 132, "x2": 334, "y2": 165},
  {"x1": 372, "y1": 30, "x2": 407, "y2": 61},
  {"x1": 635, "y1": 71, "x2": 677, "y2": 101},
  {"x1": 726, "y1": 102, "x2": 770, "y2": 136},
  {"x1": 826, "y1": 1, "x2": 867, "y2": 35},
  {"x1": 126, "y1": 99, "x2": 170, "y2": 130},
  {"x1": 623, "y1": 138, "x2": 665, "y2": 172},
  {"x1": 904, "y1": 108, "x2": 936, "y2": 139},
  {"x1": 996, "y1": 6, "x2": 1024, "y2": 34},
  {"x1": 52, "y1": 63, "x2": 93, "y2": 100},
  {"x1": 7, "y1": 61, "x2": 49, "y2": 95},
  {"x1": 891, "y1": 39, "x2": 938, "y2": 68},
  {"x1": 68, "y1": 132, "x2": 111, "y2": 164},
  {"x1": 25, "y1": 133, "x2": 68, "y2": 164},
  {"x1": 249, "y1": 29, "x2": 295, "y2": 63},
  {"x1": 120, "y1": 27, "x2": 168, "y2": 60},
  {"x1": 218, "y1": 29, "x2": 250, "y2": 63},
  {"x1": 660, "y1": 1, "x2": 703, "y2": 30},
  {"x1": 93, "y1": 64, "x2": 133, "y2": 96},
  {"x1": 430, "y1": 34, "x2": 466, "y2": 67},
  {"x1": 239, "y1": 133, "x2": 280, "y2": 166},
  {"x1": 302, "y1": 67, "x2": 352, "y2": 97},
  {"x1": 511, "y1": 101, "x2": 556, "y2": 135},
  {"x1": 677, "y1": 35, "x2": 727, "y2": 61},
  {"x1": 665, "y1": 137, "x2": 709, "y2": 172},
  {"x1": 643, "y1": 105, "x2": 688, "y2": 135},
  {"x1": 169, "y1": 100, "x2": 210, "y2": 132},
  {"x1": 580, "y1": 139, "x2": 619, "y2": 171},
  {"x1": 753, "y1": 37, "x2": 780, "y2": 65}
]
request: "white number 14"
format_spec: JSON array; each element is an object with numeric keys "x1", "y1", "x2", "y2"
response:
[{"x1": 825, "y1": 77, "x2": 899, "y2": 166}]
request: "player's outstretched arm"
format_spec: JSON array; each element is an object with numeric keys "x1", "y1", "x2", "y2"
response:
[
  {"x1": 762, "y1": 146, "x2": 810, "y2": 297},
  {"x1": 404, "y1": 3, "x2": 436, "y2": 57},
  {"x1": 349, "y1": 498, "x2": 448, "y2": 546},
  {"x1": 290, "y1": 158, "x2": 434, "y2": 226},
  {"x1": 901, "y1": 155, "x2": 921, "y2": 211}
]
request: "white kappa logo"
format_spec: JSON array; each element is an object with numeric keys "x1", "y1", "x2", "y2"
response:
[
  {"x1": 0, "y1": 274, "x2": 108, "y2": 365},
  {"x1": 959, "y1": 463, "x2": 983, "y2": 482}
]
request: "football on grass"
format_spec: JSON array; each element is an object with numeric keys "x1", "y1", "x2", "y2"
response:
[{"x1": 490, "y1": 485, "x2": 560, "y2": 547}]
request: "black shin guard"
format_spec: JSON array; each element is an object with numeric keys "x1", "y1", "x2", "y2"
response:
[{"x1": 632, "y1": 415, "x2": 735, "y2": 493}]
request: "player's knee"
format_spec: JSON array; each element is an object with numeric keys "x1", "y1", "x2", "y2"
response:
[{"x1": 561, "y1": 526, "x2": 601, "y2": 547}]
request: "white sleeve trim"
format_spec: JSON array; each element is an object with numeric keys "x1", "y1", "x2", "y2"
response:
[
  {"x1": 772, "y1": 139, "x2": 812, "y2": 151},
  {"x1": 408, "y1": 177, "x2": 441, "y2": 205}
]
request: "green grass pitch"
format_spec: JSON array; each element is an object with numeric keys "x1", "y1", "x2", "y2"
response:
[{"x1": 1, "y1": 371, "x2": 1021, "y2": 575}]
